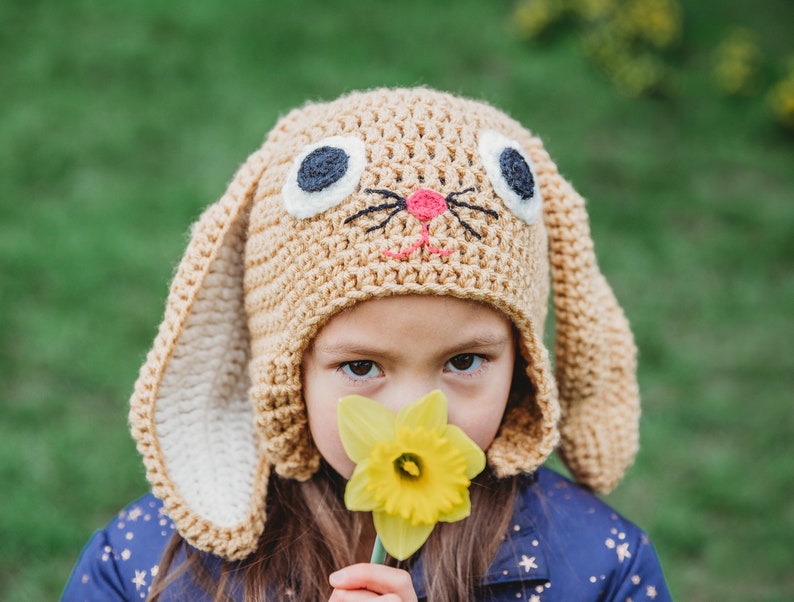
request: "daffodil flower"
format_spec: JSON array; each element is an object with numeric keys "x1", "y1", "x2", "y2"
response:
[{"x1": 338, "y1": 390, "x2": 486, "y2": 560}]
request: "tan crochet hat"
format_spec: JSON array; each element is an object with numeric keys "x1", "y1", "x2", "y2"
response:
[{"x1": 129, "y1": 87, "x2": 640, "y2": 560}]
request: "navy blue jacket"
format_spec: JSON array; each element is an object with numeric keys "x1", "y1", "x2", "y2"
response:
[{"x1": 63, "y1": 467, "x2": 671, "y2": 601}]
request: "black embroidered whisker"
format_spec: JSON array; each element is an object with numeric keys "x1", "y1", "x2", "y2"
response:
[
  {"x1": 447, "y1": 198, "x2": 499, "y2": 219},
  {"x1": 343, "y1": 186, "x2": 498, "y2": 243},
  {"x1": 446, "y1": 187, "x2": 476, "y2": 201},
  {"x1": 443, "y1": 188, "x2": 498, "y2": 239},
  {"x1": 448, "y1": 207, "x2": 482, "y2": 239},
  {"x1": 364, "y1": 188, "x2": 405, "y2": 202},
  {"x1": 344, "y1": 200, "x2": 404, "y2": 224},
  {"x1": 366, "y1": 206, "x2": 405, "y2": 232}
]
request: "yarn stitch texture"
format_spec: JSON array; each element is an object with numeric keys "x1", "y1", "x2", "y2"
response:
[{"x1": 128, "y1": 87, "x2": 640, "y2": 560}]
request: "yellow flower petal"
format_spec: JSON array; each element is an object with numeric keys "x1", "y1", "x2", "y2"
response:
[
  {"x1": 344, "y1": 463, "x2": 379, "y2": 511},
  {"x1": 438, "y1": 489, "x2": 472, "y2": 523},
  {"x1": 373, "y1": 510, "x2": 435, "y2": 560},
  {"x1": 443, "y1": 424, "x2": 486, "y2": 479},
  {"x1": 396, "y1": 390, "x2": 447, "y2": 433},
  {"x1": 339, "y1": 390, "x2": 486, "y2": 561},
  {"x1": 338, "y1": 395, "x2": 397, "y2": 463}
]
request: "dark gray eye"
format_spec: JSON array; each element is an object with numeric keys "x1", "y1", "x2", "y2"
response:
[
  {"x1": 297, "y1": 146, "x2": 349, "y2": 192},
  {"x1": 282, "y1": 136, "x2": 366, "y2": 219},
  {"x1": 479, "y1": 130, "x2": 542, "y2": 225}
]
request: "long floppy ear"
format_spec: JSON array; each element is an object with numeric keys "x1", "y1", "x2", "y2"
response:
[
  {"x1": 544, "y1": 176, "x2": 640, "y2": 493},
  {"x1": 128, "y1": 151, "x2": 271, "y2": 560}
]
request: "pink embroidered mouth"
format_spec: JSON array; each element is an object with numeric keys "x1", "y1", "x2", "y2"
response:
[
  {"x1": 382, "y1": 226, "x2": 454, "y2": 258},
  {"x1": 383, "y1": 189, "x2": 454, "y2": 258}
]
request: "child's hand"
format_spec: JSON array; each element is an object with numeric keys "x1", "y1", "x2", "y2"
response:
[{"x1": 328, "y1": 563, "x2": 418, "y2": 601}]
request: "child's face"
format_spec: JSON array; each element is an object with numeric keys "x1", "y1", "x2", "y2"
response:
[{"x1": 302, "y1": 295, "x2": 516, "y2": 479}]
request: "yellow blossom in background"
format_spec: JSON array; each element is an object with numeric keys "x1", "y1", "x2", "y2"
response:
[
  {"x1": 575, "y1": 0, "x2": 616, "y2": 21},
  {"x1": 513, "y1": 0, "x2": 568, "y2": 39},
  {"x1": 610, "y1": 53, "x2": 667, "y2": 98},
  {"x1": 768, "y1": 63, "x2": 794, "y2": 130},
  {"x1": 713, "y1": 28, "x2": 764, "y2": 97},
  {"x1": 621, "y1": 0, "x2": 681, "y2": 48},
  {"x1": 338, "y1": 390, "x2": 486, "y2": 560},
  {"x1": 511, "y1": 0, "x2": 793, "y2": 134},
  {"x1": 514, "y1": 0, "x2": 681, "y2": 97}
]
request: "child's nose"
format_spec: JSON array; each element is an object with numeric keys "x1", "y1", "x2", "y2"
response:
[
  {"x1": 405, "y1": 188, "x2": 447, "y2": 222},
  {"x1": 380, "y1": 380, "x2": 442, "y2": 414}
]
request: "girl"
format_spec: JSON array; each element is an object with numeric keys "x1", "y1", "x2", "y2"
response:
[{"x1": 63, "y1": 87, "x2": 671, "y2": 601}]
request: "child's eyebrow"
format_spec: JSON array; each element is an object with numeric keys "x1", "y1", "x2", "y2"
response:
[
  {"x1": 311, "y1": 341, "x2": 386, "y2": 357},
  {"x1": 440, "y1": 334, "x2": 513, "y2": 353},
  {"x1": 312, "y1": 333, "x2": 512, "y2": 358}
]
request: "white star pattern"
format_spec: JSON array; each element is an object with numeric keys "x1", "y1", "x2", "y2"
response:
[
  {"x1": 67, "y1": 474, "x2": 669, "y2": 599},
  {"x1": 131, "y1": 570, "x2": 147, "y2": 591},
  {"x1": 616, "y1": 542, "x2": 631, "y2": 562},
  {"x1": 606, "y1": 537, "x2": 631, "y2": 562},
  {"x1": 518, "y1": 555, "x2": 538, "y2": 572}
]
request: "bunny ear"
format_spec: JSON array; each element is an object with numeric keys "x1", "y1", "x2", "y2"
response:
[
  {"x1": 544, "y1": 176, "x2": 640, "y2": 493},
  {"x1": 129, "y1": 152, "x2": 270, "y2": 560}
]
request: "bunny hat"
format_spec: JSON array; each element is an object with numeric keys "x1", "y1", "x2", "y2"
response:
[{"x1": 129, "y1": 88, "x2": 640, "y2": 560}]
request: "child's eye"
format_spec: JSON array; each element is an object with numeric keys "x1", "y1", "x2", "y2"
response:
[
  {"x1": 340, "y1": 360, "x2": 382, "y2": 380},
  {"x1": 445, "y1": 354, "x2": 485, "y2": 374}
]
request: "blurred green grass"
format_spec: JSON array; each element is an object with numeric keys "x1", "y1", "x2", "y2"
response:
[{"x1": 1, "y1": 0, "x2": 792, "y2": 599}]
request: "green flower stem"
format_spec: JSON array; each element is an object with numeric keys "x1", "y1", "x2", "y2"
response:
[{"x1": 370, "y1": 535, "x2": 387, "y2": 564}]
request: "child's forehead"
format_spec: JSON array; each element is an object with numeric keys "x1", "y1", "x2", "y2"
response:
[
  {"x1": 310, "y1": 294, "x2": 514, "y2": 342},
  {"x1": 304, "y1": 295, "x2": 515, "y2": 368}
]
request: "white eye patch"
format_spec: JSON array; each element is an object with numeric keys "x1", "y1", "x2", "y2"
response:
[
  {"x1": 478, "y1": 129, "x2": 542, "y2": 225},
  {"x1": 282, "y1": 135, "x2": 366, "y2": 219}
]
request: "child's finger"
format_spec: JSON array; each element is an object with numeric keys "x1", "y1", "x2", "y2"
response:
[{"x1": 329, "y1": 564, "x2": 417, "y2": 601}]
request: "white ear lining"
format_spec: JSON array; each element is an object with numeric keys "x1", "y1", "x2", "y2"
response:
[{"x1": 155, "y1": 219, "x2": 258, "y2": 528}]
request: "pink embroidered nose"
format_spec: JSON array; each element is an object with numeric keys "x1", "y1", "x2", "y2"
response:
[{"x1": 405, "y1": 188, "x2": 447, "y2": 221}]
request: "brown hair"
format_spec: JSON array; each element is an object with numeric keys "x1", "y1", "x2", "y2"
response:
[{"x1": 148, "y1": 463, "x2": 518, "y2": 601}]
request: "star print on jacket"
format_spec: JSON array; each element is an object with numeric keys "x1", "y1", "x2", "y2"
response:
[{"x1": 62, "y1": 468, "x2": 672, "y2": 601}]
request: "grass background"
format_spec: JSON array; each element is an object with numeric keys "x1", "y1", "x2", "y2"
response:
[{"x1": 1, "y1": 0, "x2": 792, "y2": 599}]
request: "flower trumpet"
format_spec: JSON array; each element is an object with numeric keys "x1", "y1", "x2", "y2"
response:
[{"x1": 337, "y1": 390, "x2": 486, "y2": 560}]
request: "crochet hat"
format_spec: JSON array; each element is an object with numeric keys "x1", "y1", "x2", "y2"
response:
[{"x1": 129, "y1": 87, "x2": 640, "y2": 560}]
